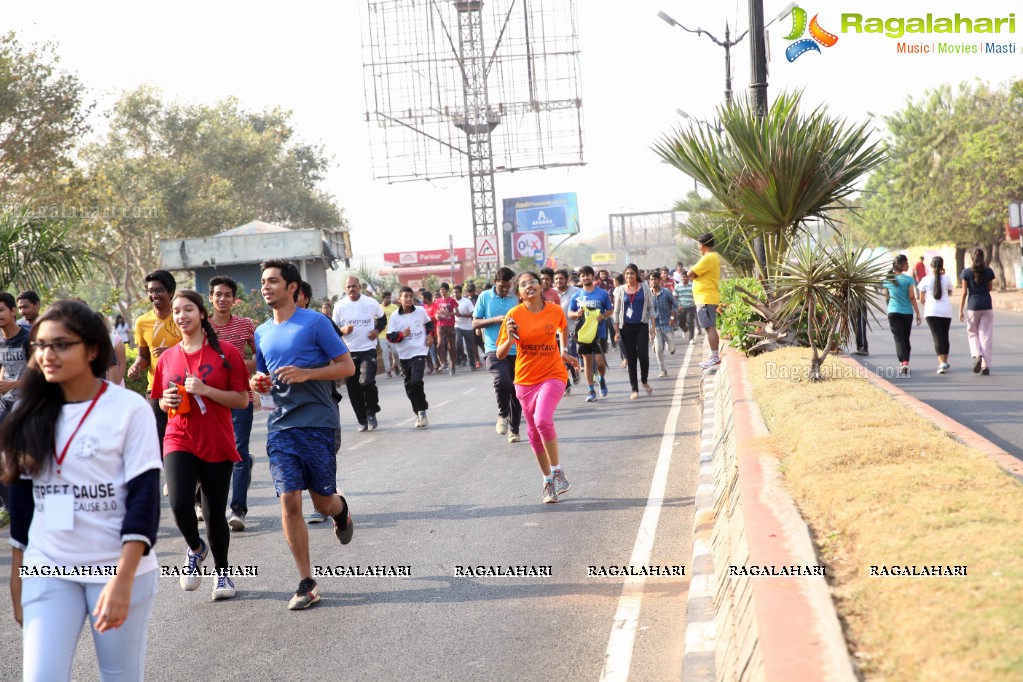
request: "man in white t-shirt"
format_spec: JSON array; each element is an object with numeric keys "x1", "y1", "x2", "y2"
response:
[
  {"x1": 333, "y1": 276, "x2": 387, "y2": 432},
  {"x1": 453, "y1": 285, "x2": 478, "y2": 371}
]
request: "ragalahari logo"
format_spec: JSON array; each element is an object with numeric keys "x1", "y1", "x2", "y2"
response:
[{"x1": 784, "y1": 5, "x2": 839, "y2": 61}]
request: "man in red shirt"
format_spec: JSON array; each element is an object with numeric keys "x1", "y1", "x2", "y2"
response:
[
  {"x1": 434, "y1": 283, "x2": 458, "y2": 375},
  {"x1": 540, "y1": 268, "x2": 562, "y2": 305},
  {"x1": 913, "y1": 256, "x2": 927, "y2": 283}
]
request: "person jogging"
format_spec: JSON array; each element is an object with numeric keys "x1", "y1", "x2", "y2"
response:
[
  {"x1": 916, "y1": 256, "x2": 954, "y2": 374},
  {"x1": 554, "y1": 269, "x2": 581, "y2": 393},
  {"x1": 207, "y1": 276, "x2": 258, "y2": 532},
  {"x1": 496, "y1": 272, "x2": 580, "y2": 503},
  {"x1": 252, "y1": 259, "x2": 356, "y2": 610},
  {"x1": 333, "y1": 276, "x2": 387, "y2": 432},
  {"x1": 612, "y1": 264, "x2": 655, "y2": 399},
  {"x1": 387, "y1": 287, "x2": 435, "y2": 427},
  {"x1": 2, "y1": 300, "x2": 161, "y2": 681},
  {"x1": 883, "y1": 254, "x2": 922, "y2": 377},
  {"x1": 568, "y1": 266, "x2": 613, "y2": 402},
  {"x1": 959, "y1": 247, "x2": 996, "y2": 376},
  {"x1": 453, "y1": 285, "x2": 479, "y2": 371},
  {"x1": 474, "y1": 267, "x2": 522, "y2": 443},
  {"x1": 153, "y1": 291, "x2": 249, "y2": 600}
]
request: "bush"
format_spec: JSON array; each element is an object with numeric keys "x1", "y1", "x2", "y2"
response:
[
  {"x1": 123, "y1": 346, "x2": 149, "y2": 398},
  {"x1": 718, "y1": 277, "x2": 765, "y2": 353}
]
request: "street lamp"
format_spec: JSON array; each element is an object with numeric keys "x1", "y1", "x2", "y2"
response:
[{"x1": 657, "y1": 10, "x2": 748, "y2": 105}]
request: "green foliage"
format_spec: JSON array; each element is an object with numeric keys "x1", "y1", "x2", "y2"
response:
[
  {"x1": 718, "y1": 278, "x2": 765, "y2": 352},
  {"x1": 0, "y1": 206, "x2": 92, "y2": 293},
  {"x1": 229, "y1": 294, "x2": 271, "y2": 326},
  {"x1": 123, "y1": 346, "x2": 148, "y2": 397}
]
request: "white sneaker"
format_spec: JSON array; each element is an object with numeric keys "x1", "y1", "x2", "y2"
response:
[
  {"x1": 212, "y1": 576, "x2": 236, "y2": 600},
  {"x1": 180, "y1": 542, "x2": 208, "y2": 591},
  {"x1": 418, "y1": 411, "x2": 429, "y2": 428},
  {"x1": 658, "y1": 369, "x2": 667, "y2": 377},
  {"x1": 163, "y1": 482, "x2": 169, "y2": 497},
  {"x1": 495, "y1": 417, "x2": 508, "y2": 435}
]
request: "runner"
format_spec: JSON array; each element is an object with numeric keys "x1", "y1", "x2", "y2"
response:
[
  {"x1": 208, "y1": 275, "x2": 258, "y2": 531},
  {"x1": 421, "y1": 291, "x2": 439, "y2": 374},
  {"x1": 687, "y1": 234, "x2": 723, "y2": 368},
  {"x1": 2, "y1": 300, "x2": 161, "y2": 680},
  {"x1": 568, "y1": 266, "x2": 613, "y2": 402},
  {"x1": 474, "y1": 267, "x2": 522, "y2": 443},
  {"x1": 554, "y1": 269, "x2": 581, "y2": 392},
  {"x1": 453, "y1": 285, "x2": 479, "y2": 371},
  {"x1": 378, "y1": 291, "x2": 401, "y2": 378},
  {"x1": 496, "y1": 272, "x2": 580, "y2": 503},
  {"x1": 387, "y1": 287, "x2": 434, "y2": 427},
  {"x1": 539, "y1": 268, "x2": 561, "y2": 305},
  {"x1": 434, "y1": 283, "x2": 458, "y2": 375},
  {"x1": 612, "y1": 264, "x2": 655, "y2": 399},
  {"x1": 333, "y1": 276, "x2": 387, "y2": 432},
  {"x1": 648, "y1": 271, "x2": 678, "y2": 378},
  {"x1": 153, "y1": 290, "x2": 249, "y2": 599},
  {"x1": 15, "y1": 291, "x2": 40, "y2": 331},
  {"x1": 252, "y1": 259, "x2": 356, "y2": 610},
  {"x1": 0, "y1": 292, "x2": 31, "y2": 531}
]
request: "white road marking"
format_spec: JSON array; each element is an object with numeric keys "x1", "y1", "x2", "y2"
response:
[{"x1": 599, "y1": 343, "x2": 695, "y2": 682}]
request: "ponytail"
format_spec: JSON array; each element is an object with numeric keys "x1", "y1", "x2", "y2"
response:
[
  {"x1": 931, "y1": 256, "x2": 944, "y2": 300},
  {"x1": 971, "y1": 248, "x2": 986, "y2": 286},
  {"x1": 887, "y1": 254, "x2": 908, "y2": 283}
]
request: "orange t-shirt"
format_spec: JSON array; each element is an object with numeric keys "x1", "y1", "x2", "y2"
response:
[{"x1": 497, "y1": 302, "x2": 568, "y2": 386}]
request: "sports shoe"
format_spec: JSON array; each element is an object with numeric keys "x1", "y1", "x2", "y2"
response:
[
  {"x1": 941, "y1": 362, "x2": 951, "y2": 371},
  {"x1": 228, "y1": 511, "x2": 246, "y2": 531},
  {"x1": 508, "y1": 431, "x2": 520, "y2": 444},
  {"x1": 630, "y1": 391, "x2": 639, "y2": 400},
  {"x1": 542, "y1": 480, "x2": 559, "y2": 504},
  {"x1": 180, "y1": 540, "x2": 208, "y2": 591},
  {"x1": 449, "y1": 367, "x2": 455, "y2": 376},
  {"x1": 288, "y1": 578, "x2": 320, "y2": 610},
  {"x1": 552, "y1": 468, "x2": 570, "y2": 496},
  {"x1": 333, "y1": 496, "x2": 354, "y2": 544},
  {"x1": 981, "y1": 368, "x2": 990, "y2": 376},
  {"x1": 658, "y1": 369, "x2": 667, "y2": 377},
  {"x1": 367, "y1": 414, "x2": 378, "y2": 432},
  {"x1": 386, "y1": 370, "x2": 392, "y2": 378},
  {"x1": 586, "y1": 389, "x2": 597, "y2": 403},
  {"x1": 564, "y1": 385, "x2": 572, "y2": 396},
  {"x1": 669, "y1": 347, "x2": 676, "y2": 355},
  {"x1": 571, "y1": 369, "x2": 580, "y2": 385},
  {"x1": 936, "y1": 365, "x2": 946, "y2": 375},
  {"x1": 0, "y1": 508, "x2": 9, "y2": 529},
  {"x1": 699, "y1": 356, "x2": 721, "y2": 369},
  {"x1": 357, "y1": 422, "x2": 368, "y2": 433},
  {"x1": 689, "y1": 338, "x2": 696, "y2": 345},
  {"x1": 212, "y1": 576, "x2": 236, "y2": 600},
  {"x1": 307, "y1": 512, "x2": 330, "y2": 524},
  {"x1": 599, "y1": 379, "x2": 608, "y2": 397},
  {"x1": 163, "y1": 482, "x2": 169, "y2": 497},
  {"x1": 973, "y1": 356, "x2": 982, "y2": 374},
  {"x1": 496, "y1": 417, "x2": 509, "y2": 435},
  {"x1": 898, "y1": 363, "x2": 911, "y2": 378},
  {"x1": 418, "y1": 411, "x2": 429, "y2": 428}
]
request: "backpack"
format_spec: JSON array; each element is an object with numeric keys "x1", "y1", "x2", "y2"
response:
[{"x1": 575, "y1": 306, "x2": 601, "y2": 345}]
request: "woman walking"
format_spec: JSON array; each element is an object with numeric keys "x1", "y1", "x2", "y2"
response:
[
  {"x1": 496, "y1": 272, "x2": 580, "y2": 503},
  {"x1": 883, "y1": 254, "x2": 922, "y2": 377},
  {"x1": 387, "y1": 287, "x2": 434, "y2": 427},
  {"x1": 2, "y1": 300, "x2": 162, "y2": 680},
  {"x1": 612, "y1": 264, "x2": 655, "y2": 398},
  {"x1": 152, "y1": 290, "x2": 249, "y2": 599},
  {"x1": 959, "y1": 248, "x2": 996, "y2": 375},
  {"x1": 917, "y1": 256, "x2": 954, "y2": 374}
]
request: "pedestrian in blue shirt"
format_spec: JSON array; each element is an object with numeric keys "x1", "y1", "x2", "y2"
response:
[{"x1": 882, "y1": 254, "x2": 922, "y2": 377}]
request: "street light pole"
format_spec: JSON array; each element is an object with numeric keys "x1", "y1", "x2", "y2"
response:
[
  {"x1": 748, "y1": 0, "x2": 769, "y2": 117},
  {"x1": 657, "y1": 11, "x2": 748, "y2": 107}
]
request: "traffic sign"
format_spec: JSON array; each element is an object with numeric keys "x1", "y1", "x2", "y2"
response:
[{"x1": 476, "y1": 235, "x2": 499, "y2": 264}]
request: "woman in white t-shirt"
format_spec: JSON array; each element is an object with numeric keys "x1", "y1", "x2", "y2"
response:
[
  {"x1": 917, "y1": 255, "x2": 955, "y2": 374},
  {"x1": 1, "y1": 299, "x2": 162, "y2": 681}
]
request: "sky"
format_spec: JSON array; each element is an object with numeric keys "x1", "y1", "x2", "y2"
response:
[{"x1": 5, "y1": 1, "x2": 1022, "y2": 267}]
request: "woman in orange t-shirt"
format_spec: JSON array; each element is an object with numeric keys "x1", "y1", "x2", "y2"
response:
[{"x1": 497, "y1": 272, "x2": 580, "y2": 504}]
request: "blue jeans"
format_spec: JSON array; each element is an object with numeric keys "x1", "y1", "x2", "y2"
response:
[{"x1": 230, "y1": 402, "x2": 254, "y2": 515}]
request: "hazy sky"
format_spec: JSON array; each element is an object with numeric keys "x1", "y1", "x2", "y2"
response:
[{"x1": 6, "y1": 1, "x2": 1021, "y2": 264}]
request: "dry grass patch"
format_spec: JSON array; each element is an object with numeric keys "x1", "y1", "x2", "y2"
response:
[{"x1": 745, "y1": 348, "x2": 1023, "y2": 681}]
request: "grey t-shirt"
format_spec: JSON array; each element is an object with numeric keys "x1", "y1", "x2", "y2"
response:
[{"x1": 0, "y1": 326, "x2": 31, "y2": 411}]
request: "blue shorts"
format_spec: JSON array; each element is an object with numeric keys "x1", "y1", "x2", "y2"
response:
[{"x1": 266, "y1": 427, "x2": 341, "y2": 496}]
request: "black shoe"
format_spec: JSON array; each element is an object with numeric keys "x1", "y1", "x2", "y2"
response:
[
  {"x1": 973, "y1": 356, "x2": 982, "y2": 373},
  {"x1": 367, "y1": 414, "x2": 378, "y2": 431},
  {"x1": 333, "y1": 496, "x2": 354, "y2": 545},
  {"x1": 981, "y1": 368, "x2": 990, "y2": 376}
]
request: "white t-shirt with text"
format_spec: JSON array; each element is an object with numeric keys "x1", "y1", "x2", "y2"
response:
[
  {"x1": 387, "y1": 307, "x2": 432, "y2": 360},
  {"x1": 333, "y1": 295, "x2": 385, "y2": 353}
]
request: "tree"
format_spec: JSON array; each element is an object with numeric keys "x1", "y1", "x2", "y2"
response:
[
  {"x1": 71, "y1": 86, "x2": 347, "y2": 313},
  {"x1": 0, "y1": 206, "x2": 92, "y2": 293}
]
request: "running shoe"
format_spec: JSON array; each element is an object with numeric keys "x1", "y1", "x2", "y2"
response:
[
  {"x1": 386, "y1": 370, "x2": 392, "y2": 378},
  {"x1": 333, "y1": 496, "x2": 354, "y2": 545},
  {"x1": 658, "y1": 369, "x2": 668, "y2": 378},
  {"x1": 936, "y1": 365, "x2": 946, "y2": 375},
  {"x1": 586, "y1": 389, "x2": 597, "y2": 403},
  {"x1": 564, "y1": 385, "x2": 571, "y2": 396},
  {"x1": 414, "y1": 413, "x2": 423, "y2": 428},
  {"x1": 981, "y1": 368, "x2": 990, "y2": 376},
  {"x1": 552, "y1": 468, "x2": 570, "y2": 496},
  {"x1": 699, "y1": 356, "x2": 721, "y2": 369},
  {"x1": 508, "y1": 432, "x2": 520, "y2": 444},
  {"x1": 630, "y1": 391, "x2": 639, "y2": 400},
  {"x1": 571, "y1": 369, "x2": 580, "y2": 385},
  {"x1": 689, "y1": 338, "x2": 696, "y2": 345},
  {"x1": 357, "y1": 422, "x2": 368, "y2": 433},
  {"x1": 288, "y1": 578, "x2": 320, "y2": 610},
  {"x1": 973, "y1": 356, "x2": 982, "y2": 374},
  {"x1": 542, "y1": 480, "x2": 559, "y2": 504},
  {"x1": 307, "y1": 512, "x2": 330, "y2": 524},
  {"x1": 180, "y1": 540, "x2": 208, "y2": 591},
  {"x1": 599, "y1": 378, "x2": 608, "y2": 397},
  {"x1": 228, "y1": 511, "x2": 246, "y2": 532},
  {"x1": 496, "y1": 417, "x2": 509, "y2": 435},
  {"x1": 367, "y1": 414, "x2": 378, "y2": 432},
  {"x1": 163, "y1": 482, "x2": 169, "y2": 497},
  {"x1": 418, "y1": 411, "x2": 429, "y2": 428},
  {"x1": 449, "y1": 367, "x2": 455, "y2": 376},
  {"x1": 644, "y1": 383, "x2": 653, "y2": 396},
  {"x1": 0, "y1": 507, "x2": 9, "y2": 529},
  {"x1": 212, "y1": 576, "x2": 236, "y2": 601}
]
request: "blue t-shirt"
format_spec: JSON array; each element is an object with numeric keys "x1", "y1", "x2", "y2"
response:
[
  {"x1": 883, "y1": 274, "x2": 915, "y2": 315},
  {"x1": 961, "y1": 267, "x2": 995, "y2": 311},
  {"x1": 570, "y1": 287, "x2": 613, "y2": 339},
  {"x1": 474, "y1": 289, "x2": 518, "y2": 354},
  {"x1": 255, "y1": 307, "x2": 349, "y2": 433}
]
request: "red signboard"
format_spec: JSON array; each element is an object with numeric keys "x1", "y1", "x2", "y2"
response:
[{"x1": 383, "y1": 248, "x2": 474, "y2": 266}]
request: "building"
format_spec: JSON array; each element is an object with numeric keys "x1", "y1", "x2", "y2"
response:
[
  {"x1": 379, "y1": 248, "x2": 477, "y2": 290},
  {"x1": 159, "y1": 220, "x2": 352, "y2": 298}
]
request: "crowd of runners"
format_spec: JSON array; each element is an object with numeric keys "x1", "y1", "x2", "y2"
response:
[{"x1": 0, "y1": 234, "x2": 723, "y2": 679}]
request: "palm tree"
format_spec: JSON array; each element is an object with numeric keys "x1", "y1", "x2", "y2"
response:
[{"x1": 0, "y1": 205, "x2": 92, "y2": 293}]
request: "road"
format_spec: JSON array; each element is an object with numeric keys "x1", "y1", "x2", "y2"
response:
[
  {"x1": 853, "y1": 307, "x2": 1023, "y2": 460},
  {"x1": 0, "y1": 340, "x2": 706, "y2": 681}
]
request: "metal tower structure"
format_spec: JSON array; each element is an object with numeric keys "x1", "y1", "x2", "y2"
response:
[{"x1": 361, "y1": 0, "x2": 585, "y2": 276}]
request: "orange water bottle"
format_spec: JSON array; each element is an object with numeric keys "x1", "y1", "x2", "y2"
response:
[{"x1": 167, "y1": 383, "x2": 190, "y2": 418}]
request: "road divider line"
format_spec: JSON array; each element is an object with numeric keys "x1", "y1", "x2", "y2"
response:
[{"x1": 599, "y1": 343, "x2": 695, "y2": 682}]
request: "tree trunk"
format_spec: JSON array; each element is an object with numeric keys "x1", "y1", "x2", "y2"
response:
[
  {"x1": 988, "y1": 242, "x2": 1006, "y2": 291},
  {"x1": 954, "y1": 246, "x2": 967, "y2": 288}
]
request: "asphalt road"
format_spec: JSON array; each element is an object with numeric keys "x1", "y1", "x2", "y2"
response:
[
  {"x1": 853, "y1": 307, "x2": 1023, "y2": 460},
  {"x1": 0, "y1": 339, "x2": 705, "y2": 681}
]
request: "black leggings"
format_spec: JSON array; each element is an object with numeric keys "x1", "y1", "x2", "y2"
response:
[
  {"x1": 887, "y1": 313, "x2": 914, "y2": 363},
  {"x1": 925, "y1": 316, "x2": 951, "y2": 356},
  {"x1": 620, "y1": 322, "x2": 650, "y2": 391},
  {"x1": 165, "y1": 451, "x2": 233, "y2": 572}
]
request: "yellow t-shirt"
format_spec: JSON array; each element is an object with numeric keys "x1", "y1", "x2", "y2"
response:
[
  {"x1": 382, "y1": 303, "x2": 399, "y2": 333},
  {"x1": 134, "y1": 309, "x2": 182, "y2": 393},
  {"x1": 691, "y1": 252, "x2": 721, "y2": 306}
]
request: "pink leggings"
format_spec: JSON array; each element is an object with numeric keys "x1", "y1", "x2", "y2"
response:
[{"x1": 514, "y1": 378, "x2": 565, "y2": 453}]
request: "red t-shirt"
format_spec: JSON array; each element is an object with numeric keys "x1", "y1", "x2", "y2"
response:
[
  {"x1": 434, "y1": 296, "x2": 457, "y2": 327},
  {"x1": 152, "y1": 340, "x2": 248, "y2": 463},
  {"x1": 913, "y1": 261, "x2": 926, "y2": 281},
  {"x1": 542, "y1": 288, "x2": 561, "y2": 305}
]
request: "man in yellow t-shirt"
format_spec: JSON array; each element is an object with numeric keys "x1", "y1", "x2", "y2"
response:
[{"x1": 687, "y1": 233, "x2": 722, "y2": 369}]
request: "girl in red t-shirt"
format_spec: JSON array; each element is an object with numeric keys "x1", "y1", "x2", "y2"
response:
[{"x1": 153, "y1": 290, "x2": 248, "y2": 600}]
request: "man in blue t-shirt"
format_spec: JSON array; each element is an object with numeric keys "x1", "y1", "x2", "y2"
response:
[
  {"x1": 251, "y1": 259, "x2": 356, "y2": 611},
  {"x1": 473, "y1": 267, "x2": 522, "y2": 443},
  {"x1": 569, "y1": 265, "x2": 614, "y2": 402}
]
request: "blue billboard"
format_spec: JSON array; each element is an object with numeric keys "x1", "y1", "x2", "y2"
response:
[{"x1": 502, "y1": 192, "x2": 580, "y2": 236}]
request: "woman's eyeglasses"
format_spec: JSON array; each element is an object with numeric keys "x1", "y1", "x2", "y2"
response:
[
  {"x1": 30, "y1": 340, "x2": 85, "y2": 353},
  {"x1": 518, "y1": 279, "x2": 540, "y2": 288}
]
